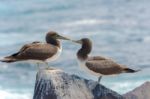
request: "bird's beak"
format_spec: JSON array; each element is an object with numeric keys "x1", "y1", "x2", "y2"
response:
[
  {"x1": 72, "y1": 40, "x2": 82, "y2": 44},
  {"x1": 57, "y1": 35, "x2": 71, "y2": 40}
]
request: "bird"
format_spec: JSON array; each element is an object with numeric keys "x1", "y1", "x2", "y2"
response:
[
  {"x1": 73, "y1": 38, "x2": 139, "y2": 83},
  {"x1": 0, "y1": 31, "x2": 70, "y2": 68}
]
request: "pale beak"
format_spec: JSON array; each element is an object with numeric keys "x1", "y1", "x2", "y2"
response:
[
  {"x1": 72, "y1": 40, "x2": 82, "y2": 44},
  {"x1": 57, "y1": 35, "x2": 71, "y2": 40}
]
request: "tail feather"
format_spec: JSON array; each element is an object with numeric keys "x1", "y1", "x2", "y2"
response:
[
  {"x1": 0, "y1": 56, "x2": 17, "y2": 63},
  {"x1": 11, "y1": 52, "x2": 19, "y2": 57},
  {"x1": 0, "y1": 52, "x2": 19, "y2": 63},
  {"x1": 124, "y1": 68, "x2": 140, "y2": 73}
]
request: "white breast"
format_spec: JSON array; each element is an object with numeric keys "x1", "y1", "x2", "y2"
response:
[
  {"x1": 46, "y1": 46, "x2": 62, "y2": 62},
  {"x1": 78, "y1": 60, "x2": 102, "y2": 77}
]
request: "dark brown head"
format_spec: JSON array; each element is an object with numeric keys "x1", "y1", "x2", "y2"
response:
[
  {"x1": 46, "y1": 31, "x2": 70, "y2": 41},
  {"x1": 46, "y1": 31, "x2": 70, "y2": 47},
  {"x1": 73, "y1": 38, "x2": 92, "y2": 60}
]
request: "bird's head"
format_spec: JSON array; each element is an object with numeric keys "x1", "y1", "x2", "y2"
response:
[
  {"x1": 46, "y1": 31, "x2": 70, "y2": 41},
  {"x1": 72, "y1": 38, "x2": 92, "y2": 45},
  {"x1": 72, "y1": 38, "x2": 92, "y2": 56}
]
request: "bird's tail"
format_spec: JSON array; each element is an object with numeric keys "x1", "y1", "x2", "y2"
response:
[
  {"x1": 0, "y1": 52, "x2": 19, "y2": 63},
  {"x1": 0, "y1": 56, "x2": 17, "y2": 63},
  {"x1": 124, "y1": 68, "x2": 140, "y2": 73}
]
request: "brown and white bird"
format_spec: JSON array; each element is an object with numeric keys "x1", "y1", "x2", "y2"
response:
[
  {"x1": 73, "y1": 38, "x2": 139, "y2": 83},
  {"x1": 0, "y1": 31, "x2": 70, "y2": 67}
]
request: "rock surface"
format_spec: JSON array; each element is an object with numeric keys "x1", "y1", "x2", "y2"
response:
[
  {"x1": 123, "y1": 81, "x2": 150, "y2": 99},
  {"x1": 33, "y1": 68, "x2": 123, "y2": 99}
]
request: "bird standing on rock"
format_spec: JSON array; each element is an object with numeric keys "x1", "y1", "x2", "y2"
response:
[
  {"x1": 73, "y1": 38, "x2": 139, "y2": 83},
  {"x1": 0, "y1": 31, "x2": 70, "y2": 68}
]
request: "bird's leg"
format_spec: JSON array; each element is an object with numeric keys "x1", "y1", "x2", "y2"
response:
[
  {"x1": 45, "y1": 62, "x2": 49, "y2": 69},
  {"x1": 98, "y1": 76, "x2": 102, "y2": 83},
  {"x1": 37, "y1": 62, "x2": 40, "y2": 69}
]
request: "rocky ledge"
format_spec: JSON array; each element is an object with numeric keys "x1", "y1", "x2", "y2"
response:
[
  {"x1": 123, "y1": 81, "x2": 150, "y2": 99},
  {"x1": 33, "y1": 68, "x2": 123, "y2": 99}
]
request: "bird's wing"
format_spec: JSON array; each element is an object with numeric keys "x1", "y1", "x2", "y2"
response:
[
  {"x1": 14, "y1": 43, "x2": 58, "y2": 60},
  {"x1": 5, "y1": 44, "x2": 33, "y2": 58},
  {"x1": 19, "y1": 41, "x2": 41, "y2": 52},
  {"x1": 86, "y1": 59, "x2": 125, "y2": 75},
  {"x1": 88, "y1": 56, "x2": 107, "y2": 61},
  {"x1": 32, "y1": 41, "x2": 41, "y2": 44}
]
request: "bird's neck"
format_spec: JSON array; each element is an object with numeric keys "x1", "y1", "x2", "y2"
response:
[
  {"x1": 46, "y1": 38, "x2": 61, "y2": 48},
  {"x1": 77, "y1": 43, "x2": 92, "y2": 61}
]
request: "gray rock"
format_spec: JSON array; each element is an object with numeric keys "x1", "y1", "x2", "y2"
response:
[
  {"x1": 33, "y1": 69, "x2": 123, "y2": 99},
  {"x1": 123, "y1": 81, "x2": 150, "y2": 99}
]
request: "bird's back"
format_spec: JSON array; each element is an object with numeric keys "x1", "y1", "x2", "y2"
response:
[
  {"x1": 1, "y1": 42, "x2": 59, "y2": 62},
  {"x1": 86, "y1": 56, "x2": 125, "y2": 75}
]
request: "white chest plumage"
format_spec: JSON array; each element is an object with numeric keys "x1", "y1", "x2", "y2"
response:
[{"x1": 46, "y1": 46, "x2": 62, "y2": 62}]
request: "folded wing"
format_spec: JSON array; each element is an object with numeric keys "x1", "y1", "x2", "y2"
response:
[
  {"x1": 4, "y1": 43, "x2": 58, "y2": 62},
  {"x1": 86, "y1": 58, "x2": 125, "y2": 75}
]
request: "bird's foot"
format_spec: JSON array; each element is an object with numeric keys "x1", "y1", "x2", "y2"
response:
[{"x1": 98, "y1": 76, "x2": 102, "y2": 84}]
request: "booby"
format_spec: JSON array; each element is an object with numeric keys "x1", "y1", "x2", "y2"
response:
[
  {"x1": 0, "y1": 31, "x2": 70, "y2": 67},
  {"x1": 73, "y1": 38, "x2": 139, "y2": 83}
]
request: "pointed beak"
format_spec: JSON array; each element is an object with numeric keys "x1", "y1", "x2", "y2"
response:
[
  {"x1": 72, "y1": 40, "x2": 82, "y2": 44},
  {"x1": 57, "y1": 35, "x2": 71, "y2": 40}
]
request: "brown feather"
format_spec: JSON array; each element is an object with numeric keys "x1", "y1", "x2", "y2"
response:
[
  {"x1": 1, "y1": 43, "x2": 59, "y2": 63},
  {"x1": 15, "y1": 43, "x2": 58, "y2": 60},
  {"x1": 86, "y1": 58, "x2": 125, "y2": 75},
  {"x1": 87, "y1": 56, "x2": 107, "y2": 61}
]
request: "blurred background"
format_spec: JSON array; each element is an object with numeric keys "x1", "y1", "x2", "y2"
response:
[{"x1": 0, "y1": 0, "x2": 150, "y2": 99}]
